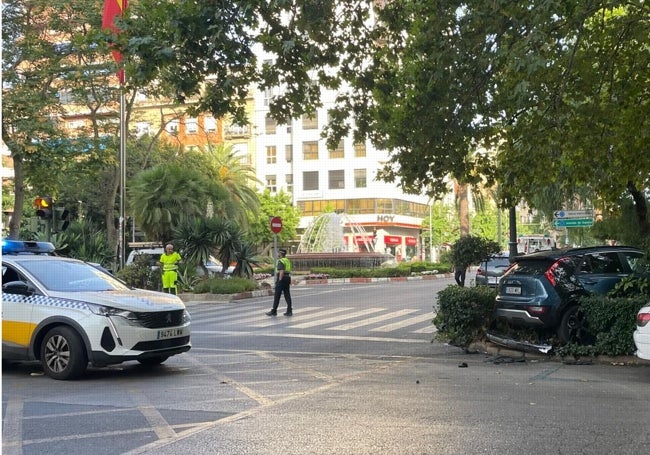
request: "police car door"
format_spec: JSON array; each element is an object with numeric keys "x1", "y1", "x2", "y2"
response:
[{"x1": 2, "y1": 263, "x2": 35, "y2": 359}]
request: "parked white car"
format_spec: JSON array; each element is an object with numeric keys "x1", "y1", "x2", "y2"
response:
[
  {"x1": 633, "y1": 305, "x2": 650, "y2": 360},
  {"x1": 126, "y1": 248, "x2": 232, "y2": 276}
]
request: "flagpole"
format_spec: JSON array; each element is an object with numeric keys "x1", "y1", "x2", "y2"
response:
[{"x1": 119, "y1": 83, "x2": 126, "y2": 269}]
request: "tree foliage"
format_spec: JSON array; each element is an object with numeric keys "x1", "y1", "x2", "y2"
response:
[
  {"x1": 246, "y1": 190, "x2": 301, "y2": 254},
  {"x1": 128, "y1": 163, "x2": 231, "y2": 242},
  {"x1": 449, "y1": 235, "x2": 501, "y2": 270}
]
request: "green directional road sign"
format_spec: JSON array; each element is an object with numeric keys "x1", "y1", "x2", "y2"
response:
[{"x1": 553, "y1": 218, "x2": 594, "y2": 228}]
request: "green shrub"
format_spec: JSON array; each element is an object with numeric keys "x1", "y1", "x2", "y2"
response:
[
  {"x1": 555, "y1": 295, "x2": 647, "y2": 357},
  {"x1": 192, "y1": 277, "x2": 257, "y2": 294},
  {"x1": 433, "y1": 285, "x2": 497, "y2": 347},
  {"x1": 116, "y1": 256, "x2": 159, "y2": 291}
]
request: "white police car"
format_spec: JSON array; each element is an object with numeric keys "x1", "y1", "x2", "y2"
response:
[{"x1": 2, "y1": 240, "x2": 191, "y2": 380}]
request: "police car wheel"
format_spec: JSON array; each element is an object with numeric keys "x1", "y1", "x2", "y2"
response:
[
  {"x1": 40, "y1": 326, "x2": 87, "y2": 380},
  {"x1": 137, "y1": 356, "x2": 169, "y2": 366}
]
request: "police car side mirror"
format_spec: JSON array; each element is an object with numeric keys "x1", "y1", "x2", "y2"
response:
[{"x1": 2, "y1": 281, "x2": 34, "y2": 296}]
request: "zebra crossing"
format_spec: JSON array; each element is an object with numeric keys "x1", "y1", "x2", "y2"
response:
[{"x1": 188, "y1": 303, "x2": 437, "y2": 336}]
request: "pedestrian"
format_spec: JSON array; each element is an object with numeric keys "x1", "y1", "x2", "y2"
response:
[
  {"x1": 266, "y1": 248, "x2": 293, "y2": 316},
  {"x1": 454, "y1": 262, "x2": 467, "y2": 287},
  {"x1": 159, "y1": 243, "x2": 182, "y2": 294}
]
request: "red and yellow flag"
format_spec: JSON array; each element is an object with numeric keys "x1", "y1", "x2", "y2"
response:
[{"x1": 102, "y1": 0, "x2": 128, "y2": 83}]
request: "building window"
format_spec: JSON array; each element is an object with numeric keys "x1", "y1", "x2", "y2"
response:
[
  {"x1": 303, "y1": 141, "x2": 318, "y2": 160},
  {"x1": 186, "y1": 117, "x2": 198, "y2": 134},
  {"x1": 286, "y1": 174, "x2": 293, "y2": 193},
  {"x1": 135, "y1": 122, "x2": 151, "y2": 137},
  {"x1": 354, "y1": 142, "x2": 366, "y2": 157},
  {"x1": 266, "y1": 175, "x2": 277, "y2": 192},
  {"x1": 354, "y1": 168, "x2": 367, "y2": 188},
  {"x1": 285, "y1": 145, "x2": 293, "y2": 162},
  {"x1": 204, "y1": 116, "x2": 217, "y2": 132},
  {"x1": 302, "y1": 113, "x2": 318, "y2": 129},
  {"x1": 329, "y1": 170, "x2": 345, "y2": 189},
  {"x1": 224, "y1": 121, "x2": 249, "y2": 136},
  {"x1": 265, "y1": 115, "x2": 277, "y2": 134},
  {"x1": 165, "y1": 120, "x2": 180, "y2": 135},
  {"x1": 66, "y1": 120, "x2": 84, "y2": 130},
  {"x1": 303, "y1": 171, "x2": 319, "y2": 191},
  {"x1": 58, "y1": 90, "x2": 74, "y2": 104},
  {"x1": 266, "y1": 146, "x2": 277, "y2": 164},
  {"x1": 347, "y1": 198, "x2": 375, "y2": 214},
  {"x1": 328, "y1": 140, "x2": 344, "y2": 159}
]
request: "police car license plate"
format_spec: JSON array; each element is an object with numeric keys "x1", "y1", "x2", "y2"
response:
[{"x1": 157, "y1": 328, "x2": 185, "y2": 339}]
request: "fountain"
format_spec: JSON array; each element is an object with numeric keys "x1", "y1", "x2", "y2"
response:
[{"x1": 292, "y1": 213, "x2": 393, "y2": 271}]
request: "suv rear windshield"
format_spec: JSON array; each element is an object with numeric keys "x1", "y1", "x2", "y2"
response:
[{"x1": 507, "y1": 257, "x2": 579, "y2": 276}]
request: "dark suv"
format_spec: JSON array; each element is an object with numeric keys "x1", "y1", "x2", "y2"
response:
[
  {"x1": 475, "y1": 253, "x2": 511, "y2": 288},
  {"x1": 492, "y1": 246, "x2": 644, "y2": 343}
]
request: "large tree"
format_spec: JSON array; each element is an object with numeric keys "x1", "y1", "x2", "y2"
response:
[
  {"x1": 327, "y1": 1, "x2": 649, "y2": 237},
  {"x1": 2, "y1": 0, "x2": 127, "y2": 247}
]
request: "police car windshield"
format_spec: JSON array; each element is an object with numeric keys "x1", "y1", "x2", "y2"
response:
[{"x1": 18, "y1": 259, "x2": 129, "y2": 292}]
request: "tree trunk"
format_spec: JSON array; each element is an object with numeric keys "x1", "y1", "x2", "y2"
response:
[
  {"x1": 627, "y1": 181, "x2": 650, "y2": 237},
  {"x1": 458, "y1": 183, "x2": 470, "y2": 237},
  {"x1": 8, "y1": 153, "x2": 25, "y2": 240}
]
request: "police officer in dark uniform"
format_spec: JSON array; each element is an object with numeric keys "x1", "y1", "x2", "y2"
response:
[{"x1": 266, "y1": 249, "x2": 293, "y2": 316}]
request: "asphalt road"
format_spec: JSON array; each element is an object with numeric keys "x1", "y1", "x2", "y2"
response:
[{"x1": 2, "y1": 278, "x2": 649, "y2": 455}]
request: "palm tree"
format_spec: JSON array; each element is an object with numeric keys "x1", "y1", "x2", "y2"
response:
[
  {"x1": 129, "y1": 163, "x2": 230, "y2": 242},
  {"x1": 213, "y1": 220, "x2": 244, "y2": 276},
  {"x1": 173, "y1": 218, "x2": 220, "y2": 275},
  {"x1": 205, "y1": 145, "x2": 261, "y2": 227},
  {"x1": 231, "y1": 242, "x2": 259, "y2": 279}
]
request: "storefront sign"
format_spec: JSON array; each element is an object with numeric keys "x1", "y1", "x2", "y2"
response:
[{"x1": 384, "y1": 235, "x2": 401, "y2": 245}]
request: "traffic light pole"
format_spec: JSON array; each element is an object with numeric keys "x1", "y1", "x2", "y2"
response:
[{"x1": 118, "y1": 82, "x2": 127, "y2": 269}]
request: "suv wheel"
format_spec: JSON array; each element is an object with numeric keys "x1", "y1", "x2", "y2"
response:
[
  {"x1": 41, "y1": 326, "x2": 88, "y2": 380},
  {"x1": 557, "y1": 306, "x2": 589, "y2": 344}
]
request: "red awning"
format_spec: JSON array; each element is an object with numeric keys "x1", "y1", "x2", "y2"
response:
[
  {"x1": 405, "y1": 236, "x2": 417, "y2": 246},
  {"x1": 384, "y1": 235, "x2": 401, "y2": 245},
  {"x1": 354, "y1": 235, "x2": 373, "y2": 244}
]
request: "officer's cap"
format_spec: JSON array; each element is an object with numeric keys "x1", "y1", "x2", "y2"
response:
[{"x1": 279, "y1": 249, "x2": 287, "y2": 255}]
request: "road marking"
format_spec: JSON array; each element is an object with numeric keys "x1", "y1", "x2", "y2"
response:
[
  {"x1": 289, "y1": 307, "x2": 385, "y2": 329},
  {"x1": 370, "y1": 313, "x2": 436, "y2": 332},
  {"x1": 251, "y1": 307, "x2": 353, "y2": 327},
  {"x1": 2, "y1": 399, "x2": 23, "y2": 455},
  {"x1": 127, "y1": 389, "x2": 176, "y2": 440},
  {"x1": 327, "y1": 308, "x2": 418, "y2": 330},
  {"x1": 191, "y1": 330, "x2": 427, "y2": 343}
]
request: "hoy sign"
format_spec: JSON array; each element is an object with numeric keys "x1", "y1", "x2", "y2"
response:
[{"x1": 377, "y1": 215, "x2": 395, "y2": 222}]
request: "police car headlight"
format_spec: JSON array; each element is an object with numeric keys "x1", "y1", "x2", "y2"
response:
[
  {"x1": 88, "y1": 304, "x2": 137, "y2": 320},
  {"x1": 182, "y1": 309, "x2": 191, "y2": 324}
]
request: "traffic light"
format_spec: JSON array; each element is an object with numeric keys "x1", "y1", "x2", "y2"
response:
[
  {"x1": 54, "y1": 207, "x2": 70, "y2": 232},
  {"x1": 34, "y1": 197, "x2": 53, "y2": 219}
]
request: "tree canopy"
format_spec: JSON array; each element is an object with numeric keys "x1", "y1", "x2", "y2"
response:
[{"x1": 120, "y1": 0, "x2": 649, "y2": 238}]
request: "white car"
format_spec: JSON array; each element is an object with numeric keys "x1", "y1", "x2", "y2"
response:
[
  {"x1": 2, "y1": 240, "x2": 191, "y2": 380},
  {"x1": 633, "y1": 305, "x2": 650, "y2": 360},
  {"x1": 126, "y1": 248, "x2": 232, "y2": 276}
]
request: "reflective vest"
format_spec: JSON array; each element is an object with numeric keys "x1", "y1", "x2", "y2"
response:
[
  {"x1": 278, "y1": 257, "x2": 291, "y2": 273},
  {"x1": 160, "y1": 252, "x2": 182, "y2": 271}
]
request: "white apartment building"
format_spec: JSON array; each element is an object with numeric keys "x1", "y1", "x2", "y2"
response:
[{"x1": 252, "y1": 69, "x2": 432, "y2": 261}]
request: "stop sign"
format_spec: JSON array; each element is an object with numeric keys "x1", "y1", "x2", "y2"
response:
[{"x1": 270, "y1": 216, "x2": 283, "y2": 234}]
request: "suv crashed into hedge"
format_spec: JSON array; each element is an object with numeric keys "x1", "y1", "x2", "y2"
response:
[{"x1": 487, "y1": 245, "x2": 645, "y2": 354}]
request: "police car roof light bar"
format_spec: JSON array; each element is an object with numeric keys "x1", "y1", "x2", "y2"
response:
[{"x1": 2, "y1": 239, "x2": 56, "y2": 255}]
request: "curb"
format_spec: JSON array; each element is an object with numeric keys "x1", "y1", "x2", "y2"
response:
[
  {"x1": 295, "y1": 273, "x2": 454, "y2": 286},
  {"x1": 470, "y1": 341, "x2": 650, "y2": 366}
]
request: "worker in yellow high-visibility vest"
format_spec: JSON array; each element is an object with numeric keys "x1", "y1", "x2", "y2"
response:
[{"x1": 159, "y1": 244, "x2": 182, "y2": 294}]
